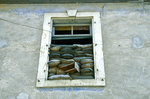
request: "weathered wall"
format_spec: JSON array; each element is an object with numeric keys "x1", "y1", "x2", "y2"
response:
[
  {"x1": 0, "y1": 0, "x2": 141, "y2": 4},
  {"x1": 0, "y1": 3, "x2": 150, "y2": 99}
]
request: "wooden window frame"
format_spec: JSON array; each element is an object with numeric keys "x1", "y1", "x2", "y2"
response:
[{"x1": 36, "y1": 12, "x2": 105, "y2": 87}]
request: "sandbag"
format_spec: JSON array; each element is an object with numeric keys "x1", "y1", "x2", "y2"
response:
[
  {"x1": 81, "y1": 63, "x2": 94, "y2": 68},
  {"x1": 81, "y1": 59, "x2": 94, "y2": 64},
  {"x1": 48, "y1": 75, "x2": 72, "y2": 80},
  {"x1": 48, "y1": 59, "x2": 61, "y2": 67}
]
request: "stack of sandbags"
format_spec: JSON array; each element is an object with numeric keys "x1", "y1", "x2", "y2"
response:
[
  {"x1": 48, "y1": 59, "x2": 79, "y2": 80},
  {"x1": 48, "y1": 44, "x2": 94, "y2": 80}
]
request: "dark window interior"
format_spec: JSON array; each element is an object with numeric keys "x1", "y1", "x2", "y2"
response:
[
  {"x1": 73, "y1": 26, "x2": 90, "y2": 35},
  {"x1": 54, "y1": 26, "x2": 90, "y2": 35},
  {"x1": 52, "y1": 38, "x2": 92, "y2": 45},
  {"x1": 55, "y1": 26, "x2": 71, "y2": 35},
  {"x1": 53, "y1": 25, "x2": 91, "y2": 45}
]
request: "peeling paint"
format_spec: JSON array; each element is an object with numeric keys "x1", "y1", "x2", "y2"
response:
[
  {"x1": 16, "y1": 92, "x2": 29, "y2": 99},
  {"x1": 0, "y1": 39, "x2": 8, "y2": 48},
  {"x1": 132, "y1": 36, "x2": 144, "y2": 48},
  {"x1": 39, "y1": 88, "x2": 104, "y2": 92}
]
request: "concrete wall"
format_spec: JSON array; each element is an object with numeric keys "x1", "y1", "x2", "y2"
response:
[{"x1": 0, "y1": 3, "x2": 150, "y2": 99}]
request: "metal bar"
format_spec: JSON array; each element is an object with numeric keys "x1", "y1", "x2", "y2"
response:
[
  {"x1": 53, "y1": 34, "x2": 92, "y2": 37},
  {"x1": 71, "y1": 25, "x2": 73, "y2": 35},
  {"x1": 53, "y1": 24, "x2": 90, "y2": 26},
  {"x1": 52, "y1": 36, "x2": 92, "y2": 40}
]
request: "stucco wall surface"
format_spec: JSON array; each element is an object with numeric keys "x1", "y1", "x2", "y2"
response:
[{"x1": 0, "y1": 3, "x2": 150, "y2": 99}]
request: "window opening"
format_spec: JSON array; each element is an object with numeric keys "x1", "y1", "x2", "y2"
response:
[
  {"x1": 48, "y1": 18, "x2": 95, "y2": 80},
  {"x1": 55, "y1": 26, "x2": 71, "y2": 35},
  {"x1": 73, "y1": 26, "x2": 90, "y2": 35}
]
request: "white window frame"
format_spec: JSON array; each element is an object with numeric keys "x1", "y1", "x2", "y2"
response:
[{"x1": 36, "y1": 12, "x2": 105, "y2": 87}]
